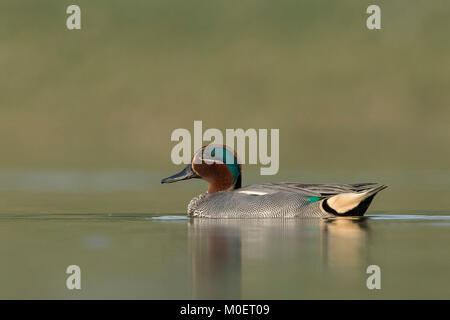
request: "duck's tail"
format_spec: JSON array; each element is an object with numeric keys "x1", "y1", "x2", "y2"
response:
[{"x1": 321, "y1": 185, "x2": 387, "y2": 216}]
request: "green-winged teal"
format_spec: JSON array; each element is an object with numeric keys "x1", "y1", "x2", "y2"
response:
[{"x1": 161, "y1": 145, "x2": 387, "y2": 218}]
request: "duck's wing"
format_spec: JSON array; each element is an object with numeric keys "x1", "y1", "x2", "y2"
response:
[
  {"x1": 234, "y1": 182, "x2": 387, "y2": 217},
  {"x1": 239, "y1": 182, "x2": 382, "y2": 198}
]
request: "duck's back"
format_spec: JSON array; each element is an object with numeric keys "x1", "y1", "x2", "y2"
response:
[{"x1": 188, "y1": 182, "x2": 386, "y2": 218}]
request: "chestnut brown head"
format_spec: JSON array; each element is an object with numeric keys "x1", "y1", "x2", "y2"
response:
[{"x1": 161, "y1": 145, "x2": 241, "y2": 193}]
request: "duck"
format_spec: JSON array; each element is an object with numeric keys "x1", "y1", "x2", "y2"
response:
[{"x1": 161, "y1": 145, "x2": 387, "y2": 218}]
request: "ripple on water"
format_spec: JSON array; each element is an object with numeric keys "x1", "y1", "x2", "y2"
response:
[
  {"x1": 367, "y1": 214, "x2": 450, "y2": 221},
  {"x1": 149, "y1": 215, "x2": 188, "y2": 220}
]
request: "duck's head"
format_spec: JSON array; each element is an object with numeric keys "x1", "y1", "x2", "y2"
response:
[{"x1": 161, "y1": 145, "x2": 242, "y2": 193}]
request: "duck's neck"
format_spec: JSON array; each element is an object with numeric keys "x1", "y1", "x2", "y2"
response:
[
  {"x1": 207, "y1": 174, "x2": 241, "y2": 193},
  {"x1": 208, "y1": 182, "x2": 234, "y2": 193},
  {"x1": 235, "y1": 174, "x2": 241, "y2": 189}
]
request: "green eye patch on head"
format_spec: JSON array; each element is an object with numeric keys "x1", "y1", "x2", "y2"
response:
[{"x1": 204, "y1": 146, "x2": 240, "y2": 183}]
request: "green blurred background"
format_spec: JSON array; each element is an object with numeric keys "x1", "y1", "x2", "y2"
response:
[{"x1": 1, "y1": 0, "x2": 449, "y2": 213}]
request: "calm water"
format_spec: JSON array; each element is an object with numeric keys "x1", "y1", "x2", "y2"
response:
[
  {"x1": 0, "y1": 212, "x2": 449, "y2": 299},
  {"x1": 0, "y1": 169, "x2": 449, "y2": 299}
]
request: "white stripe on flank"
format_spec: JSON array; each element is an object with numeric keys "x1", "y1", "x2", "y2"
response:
[{"x1": 238, "y1": 190, "x2": 268, "y2": 195}]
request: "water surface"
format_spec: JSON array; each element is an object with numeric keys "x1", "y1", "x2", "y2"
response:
[{"x1": 0, "y1": 212, "x2": 449, "y2": 299}]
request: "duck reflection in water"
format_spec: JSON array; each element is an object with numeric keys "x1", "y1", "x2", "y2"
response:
[
  {"x1": 187, "y1": 217, "x2": 369, "y2": 299},
  {"x1": 320, "y1": 217, "x2": 369, "y2": 271}
]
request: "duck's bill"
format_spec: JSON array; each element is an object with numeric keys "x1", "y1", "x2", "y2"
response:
[{"x1": 161, "y1": 164, "x2": 200, "y2": 184}]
